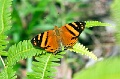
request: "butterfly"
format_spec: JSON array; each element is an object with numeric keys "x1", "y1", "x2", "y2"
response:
[{"x1": 31, "y1": 21, "x2": 86, "y2": 54}]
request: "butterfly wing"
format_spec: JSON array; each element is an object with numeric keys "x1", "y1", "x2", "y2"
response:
[
  {"x1": 60, "y1": 21, "x2": 86, "y2": 48},
  {"x1": 31, "y1": 22, "x2": 85, "y2": 53},
  {"x1": 31, "y1": 30, "x2": 60, "y2": 53}
]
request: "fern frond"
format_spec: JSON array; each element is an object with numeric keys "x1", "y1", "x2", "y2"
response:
[
  {"x1": 7, "y1": 40, "x2": 42, "y2": 66},
  {"x1": 0, "y1": 0, "x2": 15, "y2": 79},
  {"x1": 85, "y1": 21, "x2": 112, "y2": 28},
  {"x1": 0, "y1": 67, "x2": 16, "y2": 79},
  {"x1": 0, "y1": 0, "x2": 12, "y2": 55},
  {"x1": 0, "y1": 0, "x2": 12, "y2": 33},
  {"x1": 27, "y1": 52, "x2": 65, "y2": 79},
  {"x1": 68, "y1": 43, "x2": 97, "y2": 60},
  {"x1": 0, "y1": 34, "x2": 8, "y2": 55}
]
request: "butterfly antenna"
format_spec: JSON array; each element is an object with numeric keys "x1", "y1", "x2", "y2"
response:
[{"x1": 54, "y1": 12, "x2": 61, "y2": 27}]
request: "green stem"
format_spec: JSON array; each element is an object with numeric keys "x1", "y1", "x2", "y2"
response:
[
  {"x1": 0, "y1": 56, "x2": 5, "y2": 67},
  {"x1": 27, "y1": 58, "x2": 33, "y2": 72}
]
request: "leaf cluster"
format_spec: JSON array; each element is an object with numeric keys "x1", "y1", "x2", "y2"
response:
[{"x1": 0, "y1": 0, "x2": 112, "y2": 79}]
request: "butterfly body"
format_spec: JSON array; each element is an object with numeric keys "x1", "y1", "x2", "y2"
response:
[{"x1": 31, "y1": 21, "x2": 86, "y2": 53}]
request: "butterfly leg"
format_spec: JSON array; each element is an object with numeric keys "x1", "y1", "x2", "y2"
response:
[
  {"x1": 64, "y1": 46, "x2": 73, "y2": 50},
  {"x1": 53, "y1": 47, "x2": 62, "y2": 55}
]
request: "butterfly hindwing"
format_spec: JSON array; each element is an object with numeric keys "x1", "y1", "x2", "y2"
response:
[
  {"x1": 31, "y1": 30, "x2": 60, "y2": 53},
  {"x1": 44, "y1": 30, "x2": 61, "y2": 53}
]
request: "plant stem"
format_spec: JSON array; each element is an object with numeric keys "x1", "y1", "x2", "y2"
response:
[
  {"x1": 27, "y1": 58, "x2": 33, "y2": 72},
  {"x1": 0, "y1": 56, "x2": 5, "y2": 67}
]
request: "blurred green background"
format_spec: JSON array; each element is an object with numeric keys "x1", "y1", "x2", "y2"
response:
[{"x1": 2, "y1": 0, "x2": 120, "y2": 79}]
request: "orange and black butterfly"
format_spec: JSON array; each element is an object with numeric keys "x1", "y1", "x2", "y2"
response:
[{"x1": 31, "y1": 21, "x2": 86, "y2": 54}]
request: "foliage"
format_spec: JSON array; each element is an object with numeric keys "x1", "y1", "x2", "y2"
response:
[
  {"x1": 0, "y1": 0, "x2": 12, "y2": 55},
  {"x1": 27, "y1": 52, "x2": 65, "y2": 79},
  {"x1": 7, "y1": 40, "x2": 41, "y2": 67},
  {"x1": 85, "y1": 21, "x2": 112, "y2": 28},
  {"x1": 0, "y1": 0, "x2": 112, "y2": 79},
  {"x1": 10, "y1": 0, "x2": 91, "y2": 45},
  {"x1": 111, "y1": 0, "x2": 120, "y2": 45},
  {"x1": 0, "y1": 0, "x2": 15, "y2": 78},
  {"x1": 69, "y1": 43, "x2": 97, "y2": 60},
  {"x1": 73, "y1": 1, "x2": 120, "y2": 79},
  {"x1": 0, "y1": 67, "x2": 16, "y2": 79},
  {"x1": 73, "y1": 57, "x2": 120, "y2": 79}
]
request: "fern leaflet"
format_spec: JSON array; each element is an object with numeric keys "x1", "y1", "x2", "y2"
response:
[
  {"x1": 27, "y1": 52, "x2": 65, "y2": 79},
  {"x1": 7, "y1": 40, "x2": 42, "y2": 67},
  {"x1": 0, "y1": 0, "x2": 12, "y2": 55},
  {"x1": 0, "y1": 67, "x2": 16, "y2": 79},
  {"x1": 85, "y1": 21, "x2": 112, "y2": 28},
  {"x1": 68, "y1": 43, "x2": 97, "y2": 60}
]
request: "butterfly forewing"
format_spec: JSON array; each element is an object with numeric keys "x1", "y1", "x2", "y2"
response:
[{"x1": 60, "y1": 21, "x2": 86, "y2": 48}]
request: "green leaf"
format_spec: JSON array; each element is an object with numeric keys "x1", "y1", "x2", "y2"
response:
[
  {"x1": 85, "y1": 21, "x2": 112, "y2": 28},
  {"x1": 27, "y1": 52, "x2": 65, "y2": 79},
  {"x1": 0, "y1": 67, "x2": 16, "y2": 79},
  {"x1": 68, "y1": 43, "x2": 97, "y2": 60},
  {"x1": 73, "y1": 57, "x2": 120, "y2": 79},
  {"x1": 0, "y1": 0, "x2": 12, "y2": 34},
  {"x1": 0, "y1": 0, "x2": 12, "y2": 55},
  {"x1": 7, "y1": 40, "x2": 42, "y2": 66}
]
